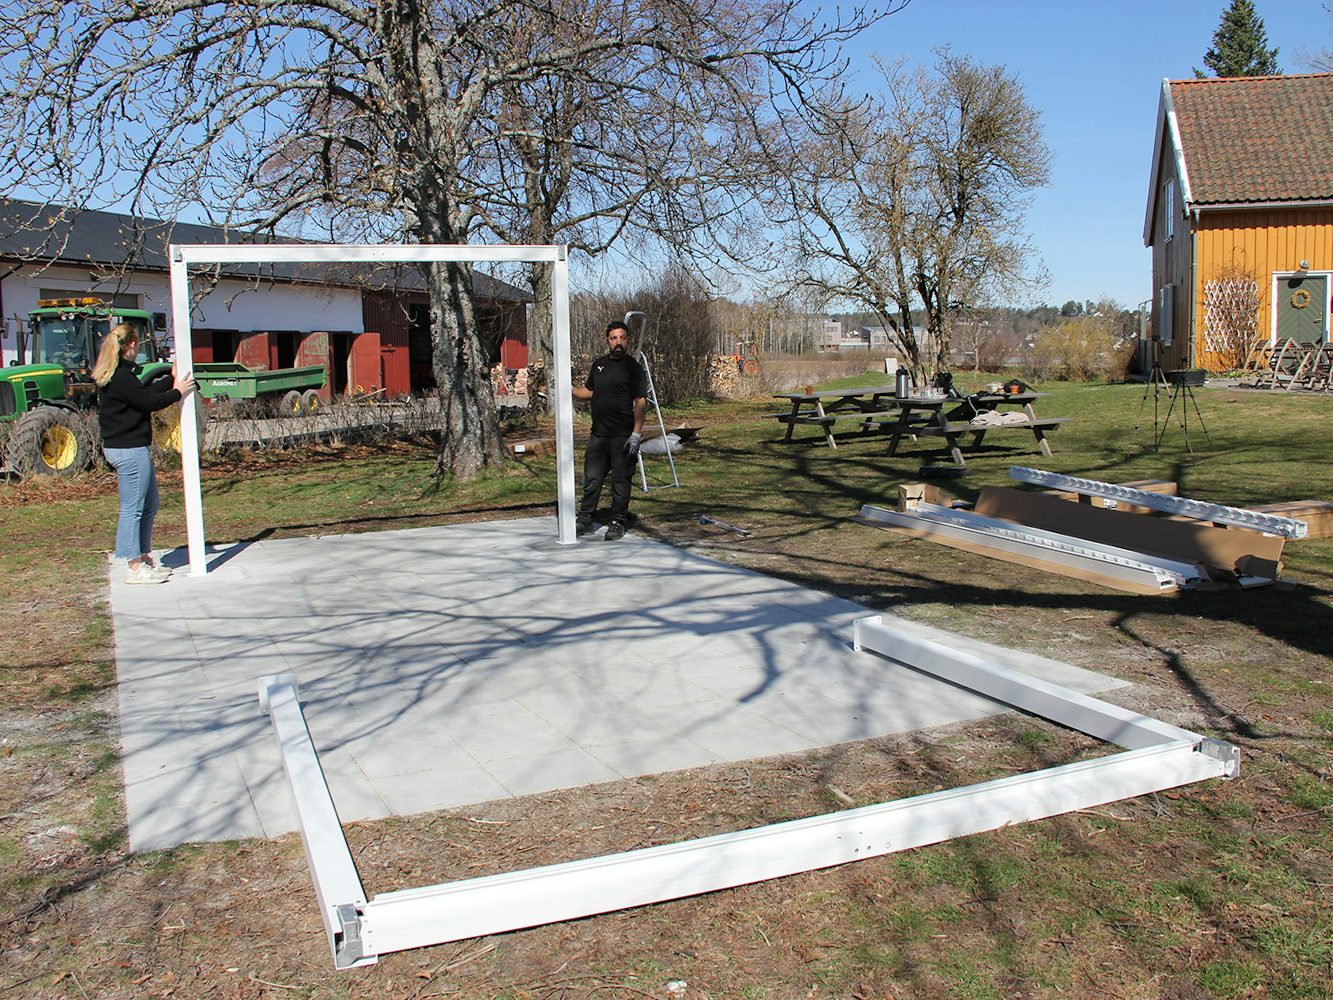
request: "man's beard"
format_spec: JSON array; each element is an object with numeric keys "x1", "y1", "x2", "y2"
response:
[{"x1": 609, "y1": 345, "x2": 626, "y2": 358}]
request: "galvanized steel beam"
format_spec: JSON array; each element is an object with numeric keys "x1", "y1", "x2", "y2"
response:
[{"x1": 1009, "y1": 466, "x2": 1308, "y2": 538}]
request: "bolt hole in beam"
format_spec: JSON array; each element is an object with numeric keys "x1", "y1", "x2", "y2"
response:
[
  {"x1": 258, "y1": 616, "x2": 1238, "y2": 969},
  {"x1": 168, "y1": 243, "x2": 577, "y2": 578}
]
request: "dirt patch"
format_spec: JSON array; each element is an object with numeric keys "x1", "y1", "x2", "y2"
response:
[{"x1": 1, "y1": 395, "x2": 1330, "y2": 998}]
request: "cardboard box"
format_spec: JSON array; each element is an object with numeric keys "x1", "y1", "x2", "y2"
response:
[
  {"x1": 1247, "y1": 500, "x2": 1333, "y2": 540},
  {"x1": 510, "y1": 437, "x2": 555, "y2": 457},
  {"x1": 1046, "y1": 479, "x2": 1178, "y2": 514},
  {"x1": 976, "y1": 486, "x2": 1285, "y2": 582}
]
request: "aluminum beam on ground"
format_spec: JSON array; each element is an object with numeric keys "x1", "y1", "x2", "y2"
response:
[
  {"x1": 858, "y1": 503, "x2": 1201, "y2": 591},
  {"x1": 355, "y1": 740, "x2": 1230, "y2": 956},
  {"x1": 1009, "y1": 466, "x2": 1308, "y2": 538},
  {"x1": 852, "y1": 615, "x2": 1237, "y2": 762},
  {"x1": 257, "y1": 676, "x2": 374, "y2": 969}
]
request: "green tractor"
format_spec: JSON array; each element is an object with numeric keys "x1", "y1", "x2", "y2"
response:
[{"x1": 1, "y1": 297, "x2": 180, "y2": 477}]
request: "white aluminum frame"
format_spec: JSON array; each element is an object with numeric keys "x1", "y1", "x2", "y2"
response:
[
  {"x1": 258, "y1": 617, "x2": 1238, "y2": 970},
  {"x1": 1009, "y1": 466, "x2": 1308, "y2": 538},
  {"x1": 168, "y1": 243, "x2": 576, "y2": 576},
  {"x1": 857, "y1": 502, "x2": 1203, "y2": 592}
]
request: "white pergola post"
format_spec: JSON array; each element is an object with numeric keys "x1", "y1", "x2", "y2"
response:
[{"x1": 167, "y1": 244, "x2": 575, "y2": 576}]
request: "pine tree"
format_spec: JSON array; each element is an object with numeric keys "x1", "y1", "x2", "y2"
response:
[{"x1": 1194, "y1": 0, "x2": 1281, "y2": 77}]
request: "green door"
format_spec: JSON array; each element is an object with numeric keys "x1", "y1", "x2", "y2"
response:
[{"x1": 1276, "y1": 274, "x2": 1328, "y2": 346}]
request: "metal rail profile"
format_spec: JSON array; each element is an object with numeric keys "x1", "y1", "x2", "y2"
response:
[
  {"x1": 1009, "y1": 466, "x2": 1309, "y2": 538},
  {"x1": 259, "y1": 620, "x2": 1238, "y2": 969},
  {"x1": 858, "y1": 502, "x2": 1202, "y2": 592},
  {"x1": 257, "y1": 675, "x2": 374, "y2": 968}
]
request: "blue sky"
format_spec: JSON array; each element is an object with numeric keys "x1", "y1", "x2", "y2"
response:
[{"x1": 837, "y1": 0, "x2": 1331, "y2": 310}]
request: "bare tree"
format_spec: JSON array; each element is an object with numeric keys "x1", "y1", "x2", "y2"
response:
[
  {"x1": 478, "y1": 1, "x2": 894, "y2": 393},
  {"x1": 0, "y1": 0, "x2": 886, "y2": 476},
  {"x1": 783, "y1": 52, "x2": 1050, "y2": 383}
]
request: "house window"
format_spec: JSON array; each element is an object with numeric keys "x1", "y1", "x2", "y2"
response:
[{"x1": 1163, "y1": 179, "x2": 1175, "y2": 242}]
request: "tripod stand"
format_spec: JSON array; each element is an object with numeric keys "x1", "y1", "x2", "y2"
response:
[
  {"x1": 1133, "y1": 336, "x2": 1169, "y2": 441},
  {"x1": 1155, "y1": 370, "x2": 1212, "y2": 453}
]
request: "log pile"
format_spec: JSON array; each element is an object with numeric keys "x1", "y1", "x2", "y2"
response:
[{"x1": 709, "y1": 355, "x2": 741, "y2": 396}]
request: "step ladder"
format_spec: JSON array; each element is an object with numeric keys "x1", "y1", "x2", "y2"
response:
[{"x1": 625, "y1": 310, "x2": 679, "y2": 493}]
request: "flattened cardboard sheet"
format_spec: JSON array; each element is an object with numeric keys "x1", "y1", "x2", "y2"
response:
[{"x1": 976, "y1": 487, "x2": 1284, "y2": 580}]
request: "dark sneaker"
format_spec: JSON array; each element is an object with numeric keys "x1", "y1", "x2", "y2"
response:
[
  {"x1": 576, "y1": 515, "x2": 595, "y2": 536},
  {"x1": 604, "y1": 522, "x2": 626, "y2": 541}
]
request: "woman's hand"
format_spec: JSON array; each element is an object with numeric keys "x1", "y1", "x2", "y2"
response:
[{"x1": 172, "y1": 367, "x2": 198, "y2": 398}]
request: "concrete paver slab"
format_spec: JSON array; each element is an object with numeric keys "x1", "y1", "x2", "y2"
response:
[{"x1": 110, "y1": 517, "x2": 1127, "y2": 852}]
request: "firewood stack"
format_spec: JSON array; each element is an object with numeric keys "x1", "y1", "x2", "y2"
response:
[{"x1": 709, "y1": 355, "x2": 741, "y2": 396}]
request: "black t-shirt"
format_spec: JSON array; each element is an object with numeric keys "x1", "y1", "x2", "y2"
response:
[
  {"x1": 98, "y1": 359, "x2": 182, "y2": 448},
  {"x1": 585, "y1": 353, "x2": 648, "y2": 436}
]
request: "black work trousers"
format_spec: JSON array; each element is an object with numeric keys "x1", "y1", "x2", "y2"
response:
[{"x1": 579, "y1": 433, "x2": 632, "y2": 524}]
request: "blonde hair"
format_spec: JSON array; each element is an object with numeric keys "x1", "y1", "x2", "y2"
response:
[{"x1": 92, "y1": 323, "x2": 138, "y2": 387}]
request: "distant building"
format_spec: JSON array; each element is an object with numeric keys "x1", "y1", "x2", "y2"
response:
[{"x1": 0, "y1": 198, "x2": 532, "y2": 397}]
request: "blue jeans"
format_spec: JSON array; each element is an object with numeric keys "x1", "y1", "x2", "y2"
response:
[{"x1": 104, "y1": 447, "x2": 159, "y2": 560}]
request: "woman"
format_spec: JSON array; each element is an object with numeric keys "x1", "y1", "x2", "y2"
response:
[{"x1": 92, "y1": 323, "x2": 197, "y2": 585}]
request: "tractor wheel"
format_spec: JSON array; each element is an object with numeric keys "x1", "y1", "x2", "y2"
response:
[
  {"x1": 279, "y1": 390, "x2": 304, "y2": 417},
  {"x1": 152, "y1": 401, "x2": 209, "y2": 459},
  {"x1": 7, "y1": 407, "x2": 95, "y2": 478},
  {"x1": 741, "y1": 357, "x2": 762, "y2": 378},
  {"x1": 300, "y1": 389, "x2": 322, "y2": 416}
]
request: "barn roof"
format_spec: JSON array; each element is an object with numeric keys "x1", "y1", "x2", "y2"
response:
[{"x1": 0, "y1": 198, "x2": 533, "y2": 303}]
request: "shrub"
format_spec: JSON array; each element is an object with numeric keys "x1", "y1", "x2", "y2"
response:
[{"x1": 1034, "y1": 313, "x2": 1129, "y2": 380}]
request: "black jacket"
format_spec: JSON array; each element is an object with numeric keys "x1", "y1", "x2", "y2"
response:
[{"x1": 98, "y1": 359, "x2": 182, "y2": 449}]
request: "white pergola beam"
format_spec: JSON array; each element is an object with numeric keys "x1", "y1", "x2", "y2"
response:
[
  {"x1": 168, "y1": 243, "x2": 575, "y2": 576},
  {"x1": 851, "y1": 615, "x2": 1227, "y2": 752},
  {"x1": 257, "y1": 675, "x2": 374, "y2": 969},
  {"x1": 257, "y1": 618, "x2": 1239, "y2": 968}
]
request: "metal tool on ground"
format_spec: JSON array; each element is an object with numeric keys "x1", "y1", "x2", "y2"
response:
[
  {"x1": 625, "y1": 310, "x2": 679, "y2": 493},
  {"x1": 699, "y1": 514, "x2": 752, "y2": 537}
]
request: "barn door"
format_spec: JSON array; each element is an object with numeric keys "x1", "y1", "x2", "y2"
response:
[
  {"x1": 1277, "y1": 274, "x2": 1329, "y2": 346},
  {"x1": 348, "y1": 331, "x2": 382, "y2": 396},
  {"x1": 295, "y1": 332, "x2": 331, "y2": 400}
]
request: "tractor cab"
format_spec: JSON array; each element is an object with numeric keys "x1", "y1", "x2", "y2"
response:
[{"x1": 21, "y1": 298, "x2": 159, "y2": 381}]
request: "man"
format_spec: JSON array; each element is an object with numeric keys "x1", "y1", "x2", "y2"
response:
[{"x1": 571, "y1": 320, "x2": 648, "y2": 540}]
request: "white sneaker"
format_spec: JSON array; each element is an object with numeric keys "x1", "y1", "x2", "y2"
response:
[{"x1": 125, "y1": 563, "x2": 169, "y2": 585}]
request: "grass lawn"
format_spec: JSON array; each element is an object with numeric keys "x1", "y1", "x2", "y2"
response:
[{"x1": 1, "y1": 376, "x2": 1329, "y2": 999}]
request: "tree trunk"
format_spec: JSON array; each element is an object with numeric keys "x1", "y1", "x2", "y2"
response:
[
  {"x1": 527, "y1": 262, "x2": 554, "y2": 412},
  {"x1": 427, "y1": 260, "x2": 507, "y2": 479}
]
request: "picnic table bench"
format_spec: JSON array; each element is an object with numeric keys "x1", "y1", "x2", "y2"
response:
[
  {"x1": 883, "y1": 392, "x2": 1070, "y2": 469},
  {"x1": 768, "y1": 385, "x2": 900, "y2": 448}
]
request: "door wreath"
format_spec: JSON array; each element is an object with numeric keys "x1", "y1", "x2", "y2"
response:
[{"x1": 1290, "y1": 288, "x2": 1312, "y2": 309}]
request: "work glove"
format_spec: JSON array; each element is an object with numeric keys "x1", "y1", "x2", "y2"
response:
[{"x1": 624, "y1": 431, "x2": 642, "y2": 460}]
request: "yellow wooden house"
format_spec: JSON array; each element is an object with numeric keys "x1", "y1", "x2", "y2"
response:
[{"x1": 1144, "y1": 73, "x2": 1333, "y2": 373}]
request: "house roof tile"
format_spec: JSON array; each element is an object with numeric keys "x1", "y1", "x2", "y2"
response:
[{"x1": 1169, "y1": 73, "x2": 1333, "y2": 206}]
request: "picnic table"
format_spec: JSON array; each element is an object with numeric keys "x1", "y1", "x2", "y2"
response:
[
  {"x1": 884, "y1": 391, "x2": 1070, "y2": 469},
  {"x1": 768, "y1": 385, "x2": 900, "y2": 448}
]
